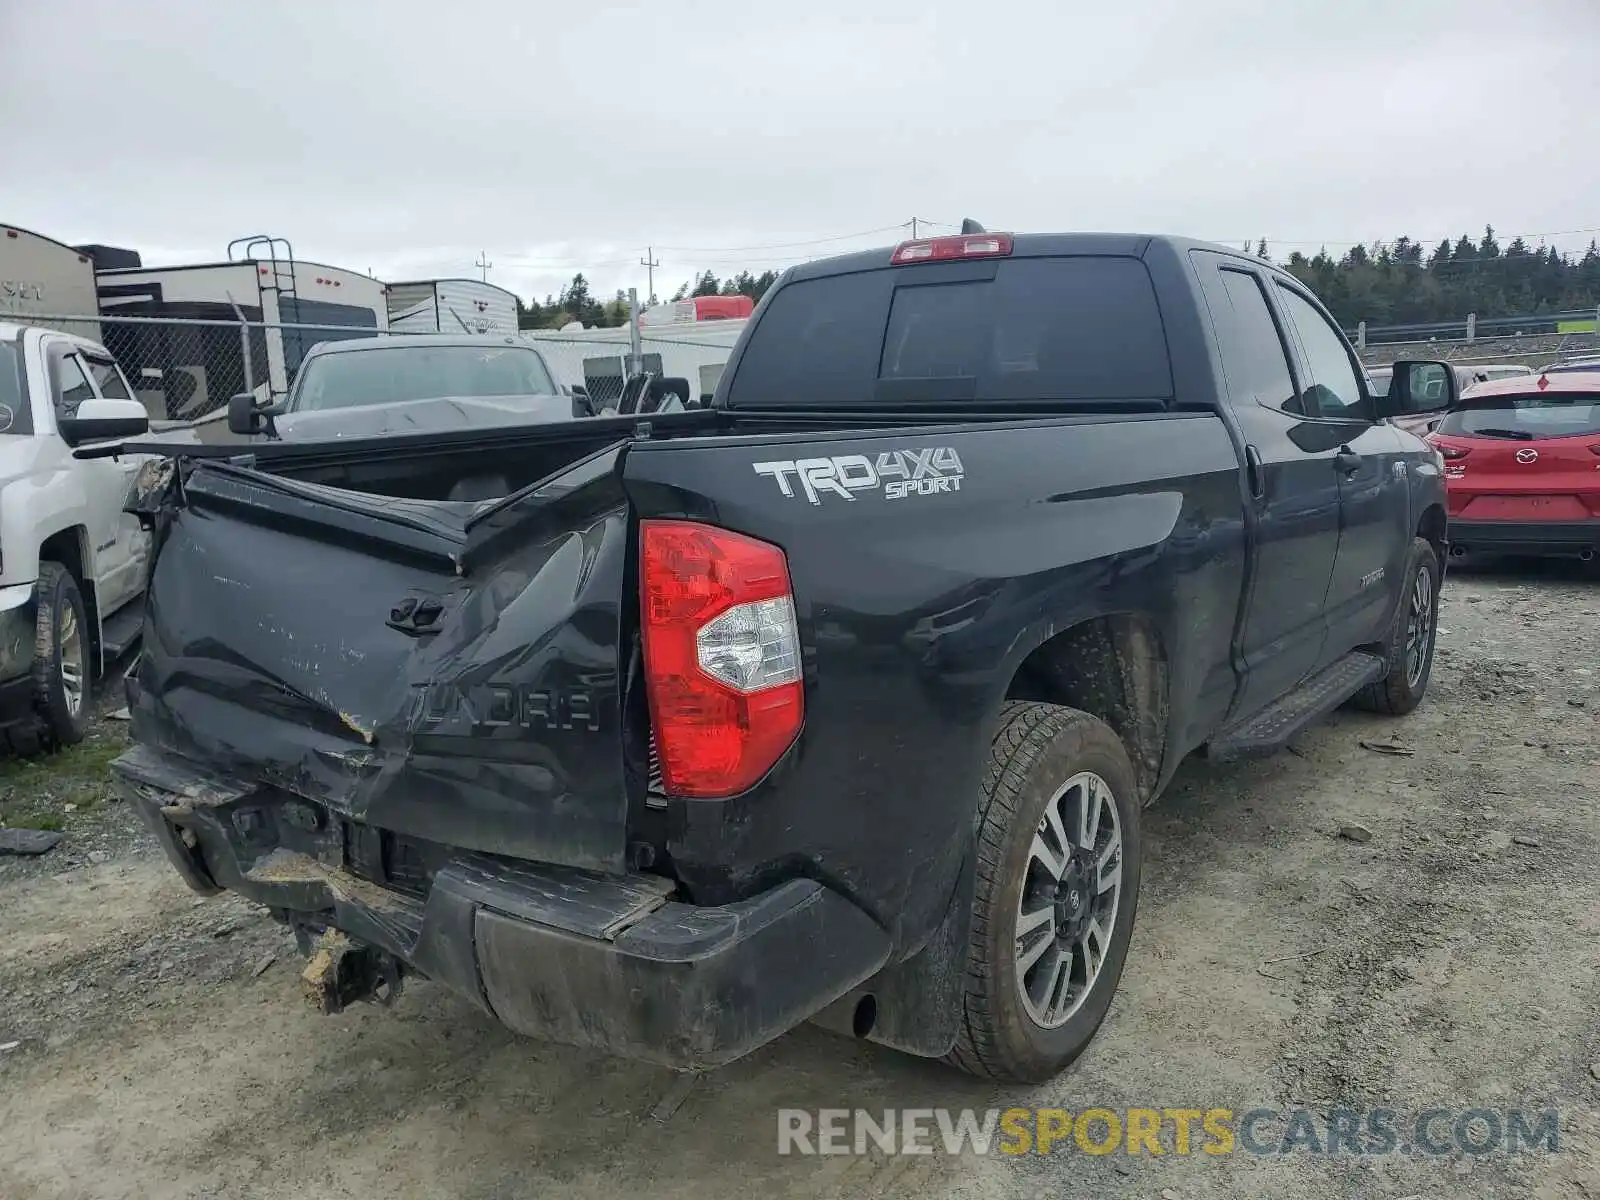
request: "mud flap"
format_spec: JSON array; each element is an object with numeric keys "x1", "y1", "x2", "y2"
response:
[{"x1": 810, "y1": 844, "x2": 976, "y2": 1057}]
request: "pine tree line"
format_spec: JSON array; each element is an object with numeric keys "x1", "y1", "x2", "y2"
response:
[
  {"x1": 515, "y1": 226, "x2": 1600, "y2": 332},
  {"x1": 1263, "y1": 227, "x2": 1600, "y2": 328}
]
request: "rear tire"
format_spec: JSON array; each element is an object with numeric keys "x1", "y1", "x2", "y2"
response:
[
  {"x1": 1351, "y1": 537, "x2": 1439, "y2": 716},
  {"x1": 28, "y1": 563, "x2": 92, "y2": 751},
  {"x1": 944, "y1": 702, "x2": 1142, "y2": 1083}
]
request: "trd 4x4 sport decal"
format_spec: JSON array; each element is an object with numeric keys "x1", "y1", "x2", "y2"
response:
[{"x1": 752, "y1": 447, "x2": 965, "y2": 505}]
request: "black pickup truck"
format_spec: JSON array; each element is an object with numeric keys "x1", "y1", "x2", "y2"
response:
[{"x1": 110, "y1": 230, "x2": 1454, "y2": 1083}]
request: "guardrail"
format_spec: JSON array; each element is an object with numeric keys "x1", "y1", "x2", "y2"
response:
[{"x1": 1347, "y1": 307, "x2": 1600, "y2": 346}]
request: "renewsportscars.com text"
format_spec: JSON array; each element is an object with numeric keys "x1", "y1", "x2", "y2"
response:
[{"x1": 777, "y1": 1107, "x2": 1560, "y2": 1158}]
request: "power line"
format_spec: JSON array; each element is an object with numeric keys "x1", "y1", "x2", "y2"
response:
[
  {"x1": 503, "y1": 225, "x2": 913, "y2": 272},
  {"x1": 501, "y1": 255, "x2": 644, "y2": 268},
  {"x1": 501, "y1": 226, "x2": 906, "y2": 270},
  {"x1": 646, "y1": 224, "x2": 909, "y2": 254},
  {"x1": 500, "y1": 217, "x2": 980, "y2": 272}
]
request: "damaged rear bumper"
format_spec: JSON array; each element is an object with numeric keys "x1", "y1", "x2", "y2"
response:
[{"x1": 113, "y1": 744, "x2": 890, "y2": 1069}]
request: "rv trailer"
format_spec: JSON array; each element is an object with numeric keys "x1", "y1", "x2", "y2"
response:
[
  {"x1": 96, "y1": 236, "x2": 388, "y2": 419},
  {"x1": 522, "y1": 318, "x2": 747, "y2": 406},
  {"x1": 387, "y1": 279, "x2": 519, "y2": 336},
  {"x1": 0, "y1": 224, "x2": 100, "y2": 340}
]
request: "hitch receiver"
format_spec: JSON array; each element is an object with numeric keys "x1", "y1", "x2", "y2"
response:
[{"x1": 300, "y1": 929, "x2": 404, "y2": 1014}]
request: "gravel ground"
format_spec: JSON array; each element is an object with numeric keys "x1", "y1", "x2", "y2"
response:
[{"x1": 2, "y1": 560, "x2": 1598, "y2": 1199}]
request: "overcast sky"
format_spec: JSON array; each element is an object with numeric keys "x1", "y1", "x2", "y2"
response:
[{"x1": 3, "y1": 0, "x2": 1597, "y2": 306}]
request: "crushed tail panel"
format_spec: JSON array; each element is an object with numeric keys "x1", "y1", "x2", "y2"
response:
[{"x1": 131, "y1": 450, "x2": 631, "y2": 872}]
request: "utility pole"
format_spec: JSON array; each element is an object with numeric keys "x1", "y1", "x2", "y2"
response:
[
  {"x1": 627, "y1": 288, "x2": 642, "y2": 376},
  {"x1": 911, "y1": 217, "x2": 919, "y2": 239},
  {"x1": 639, "y1": 247, "x2": 660, "y2": 305},
  {"x1": 474, "y1": 250, "x2": 493, "y2": 282}
]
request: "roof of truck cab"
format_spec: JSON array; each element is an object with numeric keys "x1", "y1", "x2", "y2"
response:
[
  {"x1": 783, "y1": 233, "x2": 1263, "y2": 283},
  {"x1": 301, "y1": 333, "x2": 534, "y2": 357}
]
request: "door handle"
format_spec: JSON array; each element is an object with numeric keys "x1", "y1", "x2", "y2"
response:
[
  {"x1": 1244, "y1": 445, "x2": 1265, "y2": 499},
  {"x1": 1334, "y1": 447, "x2": 1362, "y2": 476}
]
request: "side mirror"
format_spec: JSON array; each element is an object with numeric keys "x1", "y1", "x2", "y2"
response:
[
  {"x1": 568, "y1": 383, "x2": 593, "y2": 418},
  {"x1": 1374, "y1": 359, "x2": 1457, "y2": 421},
  {"x1": 227, "y1": 391, "x2": 279, "y2": 437},
  {"x1": 58, "y1": 398, "x2": 150, "y2": 448}
]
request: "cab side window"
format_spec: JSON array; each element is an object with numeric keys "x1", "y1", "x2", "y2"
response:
[
  {"x1": 51, "y1": 353, "x2": 95, "y2": 421},
  {"x1": 1273, "y1": 285, "x2": 1368, "y2": 421}
]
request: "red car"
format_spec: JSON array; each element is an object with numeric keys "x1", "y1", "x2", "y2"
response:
[{"x1": 1427, "y1": 370, "x2": 1600, "y2": 560}]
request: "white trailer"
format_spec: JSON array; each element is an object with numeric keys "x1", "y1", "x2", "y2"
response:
[
  {"x1": 387, "y1": 279, "x2": 520, "y2": 336},
  {"x1": 522, "y1": 320, "x2": 748, "y2": 405},
  {"x1": 96, "y1": 239, "x2": 388, "y2": 418},
  {"x1": 0, "y1": 224, "x2": 100, "y2": 341}
]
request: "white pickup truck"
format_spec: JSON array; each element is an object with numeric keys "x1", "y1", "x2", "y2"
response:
[{"x1": 0, "y1": 322, "x2": 153, "y2": 754}]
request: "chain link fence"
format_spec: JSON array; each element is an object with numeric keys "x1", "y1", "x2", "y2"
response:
[{"x1": 10, "y1": 313, "x2": 749, "y2": 423}]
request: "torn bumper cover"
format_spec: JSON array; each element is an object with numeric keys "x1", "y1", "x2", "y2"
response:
[{"x1": 112, "y1": 744, "x2": 890, "y2": 1069}]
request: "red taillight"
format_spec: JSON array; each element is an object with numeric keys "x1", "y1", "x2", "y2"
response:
[
  {"x1": 1425, "y1": 434, "x2": 1470, "y2": 460},
  {"x1": 891, "y1": 233, "x2": 1014, "y2": 265},
  {"x1": 640, "y1": 520, "x2": 803, "y2": 798}
]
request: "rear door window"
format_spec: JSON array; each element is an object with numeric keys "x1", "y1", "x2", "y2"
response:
[
  {"x1": 1211, "y1": 268, "x2": 1298, "y2": 413},
  {"x1": 1435, "y1": 392, "x2": 1600, "y2": 439},
  {"x1": 727, "y1": 256, "x2": 1172, "y2": 408},
  {"x1": 1272, "y1": 285, "x2": 1368, "y2": 421}
]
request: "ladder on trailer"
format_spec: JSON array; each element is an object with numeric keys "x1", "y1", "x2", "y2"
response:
[{"x1": 228, "y1": 235, "x2": 298, "y2": 400}]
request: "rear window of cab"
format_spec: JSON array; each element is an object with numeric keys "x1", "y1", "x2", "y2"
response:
[{"x1": 726, "y1": 257, "x2": 1173, "y2": 409}]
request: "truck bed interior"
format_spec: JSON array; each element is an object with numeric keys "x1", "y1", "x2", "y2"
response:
[
  {"x1": 284, "y1": 427, "x2": 631, "y2": 502},
  {"x1": 131, "y1": 405, "x2": 1180, "y2": 506},
  {"x1": 136, "y1": 414, "x2": 718, "y2": 504}
]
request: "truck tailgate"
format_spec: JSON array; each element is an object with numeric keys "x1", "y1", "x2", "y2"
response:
[{"x1": 129, "y1": 449, "x2": 633, "y2": 872}]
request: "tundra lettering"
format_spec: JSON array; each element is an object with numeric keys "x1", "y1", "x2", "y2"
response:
[{"x1": 414, "y1": 683, "x2": 605, "y2": 733}]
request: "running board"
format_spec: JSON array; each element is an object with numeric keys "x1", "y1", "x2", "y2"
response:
[
  {"x1": 99, "y1": 597, "x2": 145, "y2": 661},
  {"x1": 1206, "y1": 650, "x2": 1385, "y2": 763}
]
